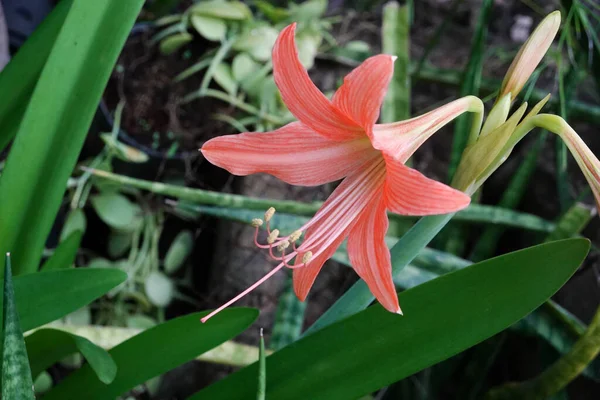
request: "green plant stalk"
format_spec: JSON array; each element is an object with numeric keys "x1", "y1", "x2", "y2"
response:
[
  {"x1": 89, "y1": 169, "x2": 556, "y2": 232},
  {"x1": 0, "y1": 0, "x2": 73, "y2": 152},
  {"x1": 0, "y1": 0, "x2": 144, "y2": 275},
  {"x1": 486, "y1": 304, "x2": 600, "y2": 400},
  {"x1": 381, "y1": 1, "x2": 410, "y2": 123},
  {"x1": 257, "y1": 329, "x2": 266, "y2": 400}
]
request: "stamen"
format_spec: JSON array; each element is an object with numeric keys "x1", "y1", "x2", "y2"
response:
[
  {"x1": 289, "y1": 230, "x2": 302, "y2": 242},
  {"x1": 264, "y1": 207, "x2": 276, "y2": 222},
  {"x1": 277, "y1": 240, "x2": 290, "y2": 252},
  {"x1": 267, "y1": 229, "x2": 280, "y2": 244},
  {"x1": 302, "y1": 251, "x2": 313, "y2": 263},
  {"x1": 251, "y1": 218, "x2": 264, "y2": 227}
]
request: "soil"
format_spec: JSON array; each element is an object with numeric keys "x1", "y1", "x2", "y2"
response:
[{"x1": 91, "y1": 0, "x2": 600, "y2": 398}]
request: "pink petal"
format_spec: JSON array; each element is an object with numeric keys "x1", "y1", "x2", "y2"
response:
[
  {"x1": 293, "y1": 158, "x2": 386, "y2": 300},
  {"x1": 332, "y1": 55, "x2": 395, "y2": 133},
  {"x1": 372, "y1": 96, "x2": 482, "y2": 163},
  {"x1": 347, "y1": 192, "x2": 400, "y2": 313},
  {"x1": 273, "y1": 24, "x2": 362, "y2": 141},
  {"x1": 201, "y1": 122, "x2": 378, "y2": 186},
  {"x1": 384, "y1": 156, "x2": 471, "y2": 215}
]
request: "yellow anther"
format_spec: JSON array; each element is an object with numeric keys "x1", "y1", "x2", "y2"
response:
[
  {"x1": 251, "y1": 218, "x2": 264, "y2": 228},
  {"x1": 302, "y1": 251, "x2": 313, "y2": 264},
  {"x1": 264, "y1": 207, "x2": 276, "y2": 222},
  {"x1": 267, "y1": 229, "x2": 280, "y2": 244},
  {"x1": 288, "y1": 230, "x2": 302, "y2": 242},
  {"x1": 277, "y1": 240, "x2": 290, "y2": 252}
]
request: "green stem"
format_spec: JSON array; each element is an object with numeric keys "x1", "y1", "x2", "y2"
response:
[{"x1": 486, "y1": 304, "x2": 600, "y2": 400}]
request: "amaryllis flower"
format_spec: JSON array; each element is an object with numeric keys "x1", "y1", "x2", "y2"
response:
[{"x1": 200, "y1": 23, "x2": 482, "y2": 322}]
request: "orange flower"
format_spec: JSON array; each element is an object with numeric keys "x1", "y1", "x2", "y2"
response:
[{"x1": 200, "y1": 24, "x2": 481, "y2": 322}]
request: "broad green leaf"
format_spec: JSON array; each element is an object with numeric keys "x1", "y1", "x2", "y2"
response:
[
  {"x1": 91, "y1": 193, "x2": 142, "y2": 232},
  {"x1": 11, "y1": 268, "x2": 126, "y2": 331},
  {"x1": 26, "y1": 328, "x2": 116, "y2": 384},
  {"x1": 191, "y1": 0, "x2": 252, "y2": 20},
  {"x1": 190, "y1": 239, "x2": 589, "y2": 399},
  {"x1": 41, "y1": 231, "x2": 82, "y2": 271},
  {"x1": 43, "y1": 309, "x2": 258, "y2": 399},
  {"x1": 164, "y1": 230, "x2": 194, "y2": 274},
  {"x1": 159, "y1": 32, "x2": 193, "y2": 55},
  {"x1": 191, "y1": 14, "x2": 227, "y2": 42},
  {"x1": 0, "y1": 0, "x2": 145, "y2": 276},
  {"x1": 60, "y1": 208, "x2": 87, "y2": 242},
  {"x1": 233, "y1": 25, "x2": 279, "y2": 61},
  {"x1": 1, "y1": 255, "x2": 34, "y2": 399},
  {"x1": 0, "y1": 0, "x2": 73, "y2": 152}
]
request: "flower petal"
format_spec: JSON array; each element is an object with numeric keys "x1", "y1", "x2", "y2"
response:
[
  {"x1": 293, "y1": 158, "x2": 386, "y2": 300},
  {"x1": 332, "y1": 54, "x2": 395, "y2": 132},
  {"x1": 384, "y1": 156, "x2": 471, "y2": 215},
  {"x1": 201, "y1": 122, "x2": 378, "y2": 186},
  {"x1": 347, "y1": 192, "x2": 400, "y2": 313},
  {"x1": 372, "y1": 96, "x2": 484, "y2": 162},
  {"x1": 273, "y1": 24, "x2": 362, "y2": 141}
]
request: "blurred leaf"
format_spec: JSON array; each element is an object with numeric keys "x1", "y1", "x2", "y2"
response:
[
  {"x1": 43, "y1": 309, "x2": 259, "y2": 399},
  {"x1": 10, "y1": 268, "x2": 126, "y2": 331},
  {"x1": 254, "y1": 0, "x2": 290, "y2": 23},
  {"x1": 33, "y1": 371, "x2": 52, "y2": 395},
  {"x1": 164, "y1": 230, "x2": 194, "y2": 274},
  {"x1": 91, "y1": 193, "x2": 142, "y2": 232},
  {"x1": 295, "y1": 32, "x2": 322, "y2": 69},
  {"x1": 233, "y1": 25, "x2": 279, "y2": 61},
  {"x1": 213, "y1": 63, "x2": 238, "y2": 95},
  {"x1": 0, "y1": 0, "x2": 73, "y2": 152},
  {"x1": 108, "y1": 231, "x2": 133, "y2": 259},
  {"x1": 269, "y1": 275, "x2": 306, "y2": 351},
  {"x1": 1, "y1": 255, "x2": 35, "y2": 399},
  {"x1": 60, "y1": 208, "x2": 86, "y2": 242},
  {"x1": 190, "y1": 239, "x2": 589, "y2": 399},
  {"x1": 100, "y1": 134, "x2": 149, "y2": 163},
  {"x1": 544, "y1": 203, "x2": 595, "y2": 242},
  {"x1": 191, "y1": 14, "x2": 227, "y2": 42},
  {"x1": 144, "y1": 272, "x2": 174, "y2": 308},
  {"x1": 191, "y1": 0, "x2": 252, "y2": 20},
  {"x1": 40, "y1": 231, "x2": 82, "y2": 271},
  {"x1": 290, "y1": 0, "x2": 327, "y2": 21},
  {"x1": 26, "y1": 328, "x2": 116, "y2": 384},
  {"x1": 0, "y1": 0, "x2": 145, "y2": 275},
  {"x1": 232, "y1": 53, "x2": 261, "y2": 82},
  {"x1": 159, "y1": 32, "x2": 193, "y2": 55},
  {"x1": 126, "y1": 315, "x2": 157, "y2": 330}
]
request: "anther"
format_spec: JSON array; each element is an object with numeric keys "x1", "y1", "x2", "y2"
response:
[
  {"x1": 267, "y1": 229, "x2": 280, "y2": 244},
  {"x1": 264, "y1": 207, "x2": 276, "y2": 222},
  {"x1": 302, "y1": 251, "x2": 313, "y2": 264},
  {"x1": 288, "y1": 230, "x2": 302, "y2": 242},
  {"x1": 276, "y1": 240, "x2": 290, "y2": 252},
  {"x1": 251, "y1": 218, "x2": 264, "y2": 228}
]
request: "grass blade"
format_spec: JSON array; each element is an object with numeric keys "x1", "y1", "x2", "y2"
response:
[{"x1": 257, "y1": 329, "x2": 266, "y2": 400}]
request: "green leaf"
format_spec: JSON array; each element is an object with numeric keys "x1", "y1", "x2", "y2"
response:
[
  {"x1": 0, "y1": 0, "x2": 73, "y2": 153},
  {"x1": 269, "y1": 275, "x2": 306, "y2": 351},
  {"x1": 164, "y1": 230, "x2": 194, "y2": 274},
  {"x1": 213, "y1": 63, "x2": 238, "y2": 95},
  {"x1": 257, "y1": 329, "x2": 266, "y2": 400},
  {"x1": 43, "y1": 309, "x2": 258, "y2": 399},
  {"x1": 159, "y1": 32, "x2": 193, "y2": 55},
  {"x1": 1, "y1": 255, "x2": 35, "y2": 399},
  {"x1": 41, "y1": 231, "x2": 82, "y2": 271},
  {"x1": 191, "y1": 0, "x2": 252, "y2": 20},
  {"x1": 232, "y1": 53, "x2": 261, "y2": 82},
  {"x1": 11, "y1": 268, "x2": 126, "y2": 331},
  {"x1": 190, "y1": 239, "x2": 589, "y2": 399},
  {"x1": 26, "y1": 328, "x2": 116, "y2": 384},
  {"x1": 191, "y1": 14, "x2": 227, "y2": 42},
  {"x1": 60, "y1": 208, "x2": 87, "y2": 242},
  {"x1": 107, "y1": 231, "x2": 133, "y2": 259},
  {"x1": 91, "y1": 193, "x2": 142, "y2": 232},
  {"x1": 144, "y1": 272, "x2": 174, "y2": 307},
  {"x1": 0, "y1": 0, "x2": 145, "y2": 276},
  {"x1": 33, "y1": 371, "x2": 52, "y2": 395},
  {"x1": 233, "y1": 25, "x2": 279, "y2": 61}
]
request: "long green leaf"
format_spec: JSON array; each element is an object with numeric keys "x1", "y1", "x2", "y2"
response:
[
  {"x1": 0, "y1": 0, "x2": 144, "y2": 275},
  {"x1": 25, "y1": 328, "x2": 116, "y2": 384},
  {"x1": 257, "y1": 329, "x2": 266, "y2": 400},
  {"x1": 43, "y1": 309, "x2": 258, "y2": 399},
  {"x1": 190, "y1": 239, "x2": 589, "y2": 399},
  {"x1": 40, "y1": 231, "x2": 82, "y2": 271},
  {"x1": 10, "y1": 268, "x2": 126, "y2": 331},
  {"x1": 0, "y1": 0, "x2": 73, "y2": 152},
  {"x1": 1, "y1": 255, "x2": 34, "y2": 399}
]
